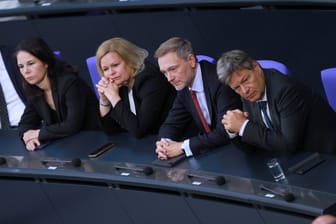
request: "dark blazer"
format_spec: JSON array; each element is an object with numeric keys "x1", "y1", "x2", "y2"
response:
[
  {"x1": 100, "y1": 61, "x2": 176, "y2": 138},
  {"x1": 18, "y1": 73, "x2": 100, "y2": 141},
  {"x1": 158, "y1": 61, "x2": 242, "y2": 155},
  {"x1": 0, "y1": 45, "x2": 26, "y2": 104},
  {"x1": 235, "y1": 69, "x2": 336, "y2": 153}
]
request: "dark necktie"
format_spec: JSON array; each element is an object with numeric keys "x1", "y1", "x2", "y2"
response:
[
  {"x1": 190, "y1": 90, "x2": 211, "y2": 133},
  {"x1": 257, "y1": 101, "x2": 273, "y2": 130},
  {"x1": 0, "y1": 83, "x2": 10, "y2": 129}
]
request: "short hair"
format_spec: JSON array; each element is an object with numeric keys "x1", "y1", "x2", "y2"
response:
[
  {"x1": 96, "y1": 37, "x2": 148, "y2": 77},
  {"x1": 217, "y1": 49, "x2": 254, "y2": 85},
  {"x1": 154, "y1": 37, "x2": 195, "y2": 60}
]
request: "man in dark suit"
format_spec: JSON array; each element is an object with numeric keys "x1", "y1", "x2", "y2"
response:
[
  {"x1": 0, "y1": 45, "x2": 26, "y2": 129},
  {"x1": 154, "y1": 37, "x2": 241, "y2": 160},
  {"x1": 218, "y1": 49, "x2": 336, "y2": 153}
]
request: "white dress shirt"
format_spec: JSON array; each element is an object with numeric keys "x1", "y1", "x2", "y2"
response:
[
  {"x1": 0, "y1": 51, "x2": 25, "y2": 128},
  {"x1": 182, "y1": 63, "x2": 210, "y2": 157}
]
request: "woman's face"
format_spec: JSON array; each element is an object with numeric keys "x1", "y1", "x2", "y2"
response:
[
  {"x1": 100, "y1": 52, "x2": 134, "y2": 87},
  {"x1": 16, "y1": 51, "x2": 48, "y2": 86}
]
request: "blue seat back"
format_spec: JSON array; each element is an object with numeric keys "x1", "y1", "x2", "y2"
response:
[
  {"x1": 258, "y1": 60, "x2": 290, "y2": 76},
  {"x1": 86, "y1": 56, "x2": 100, "y2": 99},
  {"x1": 321, "y1": 68, "x2": 336, "y2": 111},
  {"x1": 53, "y1": 51, "x2": 63, "y2": 60},
  {"x1": 196, "y1": 55, "x2": 216, "y2": 64}
]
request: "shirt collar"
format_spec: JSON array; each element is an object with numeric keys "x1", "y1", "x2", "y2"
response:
[
  {"x1": 189, "y1": 63, "x2": 203, "y2": 92},
  {"x1": 258, "y1": 87, "x2": 268, "y2": 102}
]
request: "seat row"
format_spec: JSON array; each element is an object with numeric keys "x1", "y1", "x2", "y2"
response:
[{"x1": 55, "y1": 51, "x2": 336, "y2": 112}]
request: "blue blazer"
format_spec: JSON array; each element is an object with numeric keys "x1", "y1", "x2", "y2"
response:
[
  {"x1": 158, "y1": 61, "x2": 242, "y2": 155},
  {"x1": 235, "y1": 69, "x2": 336, "y2": 153}
]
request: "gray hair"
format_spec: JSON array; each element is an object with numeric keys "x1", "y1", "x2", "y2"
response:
[
  {"x1": 154, "y1": 37, "x2": 195, "y2": 60},
  {"x1": 217, "y1": 49, "x2": 254, "y2": 85}
]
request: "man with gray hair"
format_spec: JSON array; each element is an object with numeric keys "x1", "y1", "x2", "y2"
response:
[{"x1": 217, "y1": 49, "x2": 336, "y2": 153}]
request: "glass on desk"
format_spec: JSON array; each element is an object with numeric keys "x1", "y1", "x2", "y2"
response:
[{"x1": 267, "y1": 158, "x2": 286, "y2": 182}]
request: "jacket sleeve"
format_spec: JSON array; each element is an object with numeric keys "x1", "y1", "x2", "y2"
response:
[
  {"x1": 38, "y1": 78, "x2": 89, "y2": 141},
  {"x1": 158, "y1": 91, "x2": 196, "y2": 141},
  {"x1": 241, "y1": 84, "x2": 308, "y2": 152},
  {"x1": 105, "y1": 70, "x2": 175, "y2": 138},
  {"x1": 18, "y1": 100, "x2": 43, "y2": 139},
  {"x1": 189, "y1": 84, "x2": 242, "y2": 155}
]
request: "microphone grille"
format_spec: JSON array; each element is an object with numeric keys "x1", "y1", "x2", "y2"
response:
[
  {"x1": 215, "y1": 176, "x2": 226, "y2": 185},
  {"x1": 71, "y1": 158, "x2": 82, "y2": 167},
  {"x1": 0, "y1": 157, "x2": 6, "y2": 165},
  {"x1": 143, "y1": 166, "x2": 154, "y2": 176},
  {"x1": 284, "y1": 193, "x2": 295, "y2": 202}
]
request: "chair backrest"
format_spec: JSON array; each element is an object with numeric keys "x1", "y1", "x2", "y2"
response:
[
  {"x1": 321, "y1": 68, "x2": 336, "y2": 112},
  {"x1": 53, "y1": 51, "x2": 63, "y2": 60},
  {"x1": 196, "y1": 55, "x2": 216, "y2": 64},
  {"x1": 86, "y1": 56, "x2": 100, "y2": 99},
  {"x1": 257, "y1": 60, "x2": 290, "y2": 76}
]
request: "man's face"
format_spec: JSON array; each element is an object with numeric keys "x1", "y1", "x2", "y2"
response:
[
  {"x1": 228, "y1": 62, "x2": 265, "y2": 102},
  {"x1": 158, "y1": 52, "x2": 197, "y2": 91}
]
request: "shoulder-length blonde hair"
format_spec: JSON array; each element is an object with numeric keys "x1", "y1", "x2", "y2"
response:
[{"x1": 96, "y1": 37, "x2": 148, "y2": 77}]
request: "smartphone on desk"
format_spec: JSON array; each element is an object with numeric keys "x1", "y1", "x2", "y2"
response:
[{"x1": 88, "y1": 142, "x2": 115, "y2": 158}]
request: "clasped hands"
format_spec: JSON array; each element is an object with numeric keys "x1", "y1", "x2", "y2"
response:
[
  {"x1": 23, "y1": 129, "x2": 40, "y2": 151},
  {"x1": 222, "y1": 109, "x2": 248, "y2": 133},
  {"x1": 155, "y1": 139, "x2": 184, "y2": 160},
  {"x1": 96, "y1": 76, "x2": 121, "y2": 107}
]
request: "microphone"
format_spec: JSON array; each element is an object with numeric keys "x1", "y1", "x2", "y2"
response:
[
  {"x1": 71, "y1": 158, "x2": 82, "y2": 167},
  {"x1": 0, "y1": 157, "x2": 7, "y2": 165},
  {"x1": 42, "y1": 158, "x2": 82, "y2": 168},
  {"x1": 259, "y1": 184, "x2": 295, "y2": 202},
  {"x1": 114, "y1": 165, "x2": 154, "y2": 176},
  {"x1": 187, "y1": 173, "x2": 226, "y2": 186}
]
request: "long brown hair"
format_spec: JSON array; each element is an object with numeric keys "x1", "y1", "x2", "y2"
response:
[{"x1": 14, "y1": 37, "x2": 78, "y2": 98}]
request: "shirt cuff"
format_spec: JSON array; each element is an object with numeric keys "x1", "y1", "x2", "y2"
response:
[
  {"x1": 181, "y1": 139, "x2": 193, "y2": 157},
  {"x1": 226, "y1": 130, "x2": 238, "y2": 139},
  {"x1": 239, "y1": 120, "x2": 249, "y2": 136}
]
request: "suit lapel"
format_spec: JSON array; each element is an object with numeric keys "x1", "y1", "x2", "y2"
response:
[
  {"x1": 244, "y1": 99, "x2": 265, "y2": 127},
  {"x1": 200, "y1": 63, "x2": 214, "y2": 126},
  {"x1": 50, "y1": 79, "x2": 63, "y2": 122},
  {"x1": 120, "y1": 86, "x2": 130, "y2": 108},
  {"x1": 264, "y1": 70, "x2": 280, "y2": 129},
  {"x1": 36, "y1": 96, "x2": 53, "y2": 124}
]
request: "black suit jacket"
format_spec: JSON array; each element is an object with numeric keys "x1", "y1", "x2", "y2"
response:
[
  {"x1": 18, "y1": 73, "x2": 100, "y2": 141},
  {"x1": 100, "y1": 62, "x2": 176, "y2": 138},
  {"x1": 236, "y1": 69, "x2": 336, "y2": 153},
  {"x1": 158, "y1": 61, "x2": 242, "y2": 155},
  {"x1": 0, "y1": 45, "x2": 26, "y2": 104}
]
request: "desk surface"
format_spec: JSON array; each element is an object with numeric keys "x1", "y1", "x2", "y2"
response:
[{"x1": 0, "y1": 130, "x2": 336, "y2": 217}]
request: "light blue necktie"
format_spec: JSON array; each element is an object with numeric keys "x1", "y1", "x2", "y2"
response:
[{"x1": 257, "y1": 101, "x2": 273, "y2": 130}]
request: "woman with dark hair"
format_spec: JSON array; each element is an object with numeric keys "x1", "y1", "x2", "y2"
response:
[{"x1": 15, "y1": 37, "x2": 100, "y2": 151}]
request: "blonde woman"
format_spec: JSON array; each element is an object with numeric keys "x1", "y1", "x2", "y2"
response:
[{"x1": 96, "y1": 38, "x2": 175, "y2": 138}]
